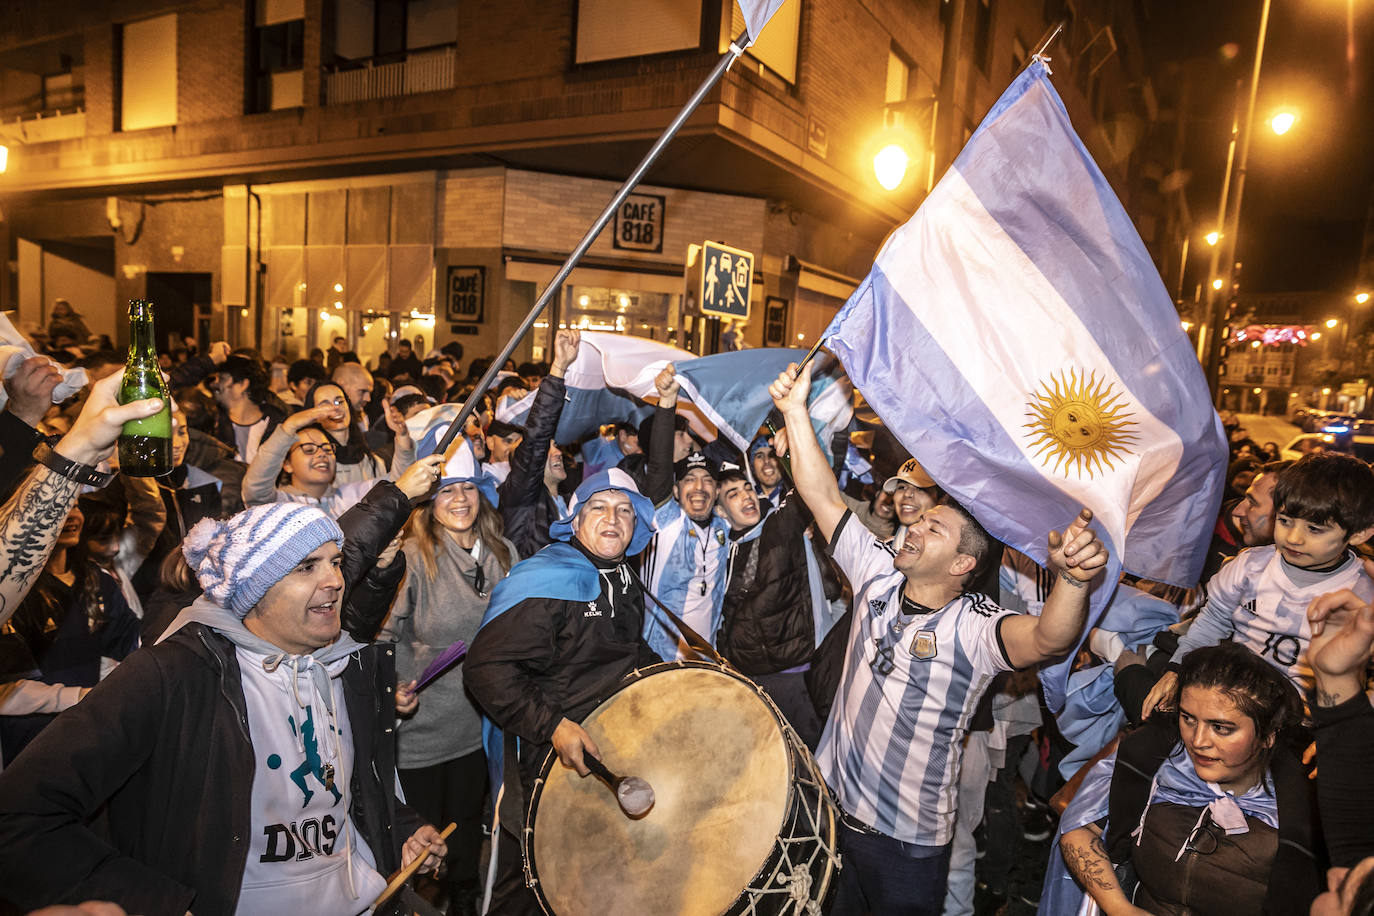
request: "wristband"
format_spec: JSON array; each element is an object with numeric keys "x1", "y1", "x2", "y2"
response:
[{"x1": 33, "y1": 442, "x2": 115, "y2": 488}]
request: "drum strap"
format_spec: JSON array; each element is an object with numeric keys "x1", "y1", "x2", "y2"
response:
[{"x1": 628, "y1": 567, "x2": 733, "y2": 669}]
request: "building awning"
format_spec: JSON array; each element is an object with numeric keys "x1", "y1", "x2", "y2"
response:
[
  {"x1": 504, "y1": 252, "x2": 684, "y2": 296},
  {"x1": 789, "y1": 256, "x2": 860, "y2": 301}
]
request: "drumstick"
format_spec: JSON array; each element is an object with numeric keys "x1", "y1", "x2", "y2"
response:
[
  {"x1": 583, "y1": 753, "x2": 655, "y2": 819},
  {"x1": 369, "y1": 822, "x2": 456, "y2": 912}
]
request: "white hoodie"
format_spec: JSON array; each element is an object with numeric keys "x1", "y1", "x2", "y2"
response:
[{"x1": 234, "y1": 648, "x2": 388, "y2": 914}]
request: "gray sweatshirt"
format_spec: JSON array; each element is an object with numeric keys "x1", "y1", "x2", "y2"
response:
[{"x1": 381, "y1": 534, "x2": 517, "y2": 769}]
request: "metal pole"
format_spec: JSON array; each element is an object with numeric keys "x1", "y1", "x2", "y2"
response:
[
  {"x1": 1206, "y1": 0, "x2": 1273, "y2": 406},
  {"x1": 436, "y1": 31, "x2": 750, "y2": 452},
  {"x1": 1202, "y1": 84, "x2": 1241, "y2": 401}
]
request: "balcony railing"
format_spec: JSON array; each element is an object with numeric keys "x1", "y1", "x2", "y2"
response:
[
  {"x1": 1, "y1": 108, "x2": 86, "y2": 143},
  {"x1": 324, "y1": 45, "x2": 455, "y2": 105}
]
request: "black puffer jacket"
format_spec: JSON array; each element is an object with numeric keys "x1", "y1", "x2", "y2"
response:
[
  {"x1": 337, "y1": 479, "x2": 413, "y2": 642},
  {"x1": 1103, "y1": 715, "x2": 1320, "y2": 916},
  {"x1": 498, "y1": 375, "x2": 565, "y2": 559},
  {"x1": 0, "y1": 624, "x2": 423, "y2": 916},
  {"x1": 717, "y1": 492, "x2": 817, "y2": 676}
]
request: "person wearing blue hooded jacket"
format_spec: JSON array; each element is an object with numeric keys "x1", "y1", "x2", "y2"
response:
[
  {"x1": 465, "y1": 467, "x2": 661, "y2": 916},
  {"x1": 640, "y1": 449, "x2": 730, "y2": 661}
]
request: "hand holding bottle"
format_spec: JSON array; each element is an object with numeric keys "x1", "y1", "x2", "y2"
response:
[{"x1": 56, "y1": 372, "x2": 165, "y2": 468}]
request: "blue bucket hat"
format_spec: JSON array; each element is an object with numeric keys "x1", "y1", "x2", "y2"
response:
[
  {"x1": 548, "y1": 468, "x2": 658, "y2": 555},
  {"x1": 413, "y1": 410, "x2": 501, "y2": 508}
]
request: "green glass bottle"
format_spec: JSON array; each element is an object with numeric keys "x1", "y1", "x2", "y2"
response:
[{"x1": 117, "y1": 299, "x2": 173, "y2": 476}]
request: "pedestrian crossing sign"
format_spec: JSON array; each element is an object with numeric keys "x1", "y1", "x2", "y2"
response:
[{"x1": 699, "y1": 240, "x2": 754, "y2": 318}]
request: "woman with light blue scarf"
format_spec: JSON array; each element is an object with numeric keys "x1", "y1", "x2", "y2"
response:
[
  {"x1": 380, "y1": 413, "x2": 514, "y2": 916},
  {"x1": 1053, "y1": 642, "x2": 1320, "y2": 915}
]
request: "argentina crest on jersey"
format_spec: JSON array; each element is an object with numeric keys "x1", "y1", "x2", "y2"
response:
[{"x1": 910, "y1": 629, "x2": 938, "y2": 660}]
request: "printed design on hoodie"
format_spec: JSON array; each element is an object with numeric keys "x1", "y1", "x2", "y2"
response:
[{"x1": 283, "y1": 707, "x2": 342, "y2": 808}]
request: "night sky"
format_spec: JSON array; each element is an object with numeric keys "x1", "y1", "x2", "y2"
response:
[{"x1": 1142, "y1": 0, "x2": 1374, "y2": 295}]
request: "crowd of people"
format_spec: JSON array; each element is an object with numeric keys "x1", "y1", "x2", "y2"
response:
[{"x1": 0, "y1": 321, "x2": 1370, "y2": 916}]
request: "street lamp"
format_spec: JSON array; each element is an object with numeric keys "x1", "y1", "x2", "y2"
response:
[
  {"x1": 1212, "y1": 278, "x2": 1225, "y2": 291},
  {"x1": 1326, "y1": 318, "x2": 1339, "y2": 329},
  {"x1": 1204, "y1": 230, "x2": 1221, "y2": 246},
  {"x1": 1357, "y1": 292, "x2": 1370, "y2": 305},
  {"x1": 1269, "y1": 109, "x2": 1297, "y2": 135},
  {"x1": 873, "y1": 144, "x2": 910, "y2": 191}
]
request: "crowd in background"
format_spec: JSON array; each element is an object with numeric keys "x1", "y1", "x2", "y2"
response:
[{"x1": 0, "y1": 307, "x2": 1371, "y2": 916}]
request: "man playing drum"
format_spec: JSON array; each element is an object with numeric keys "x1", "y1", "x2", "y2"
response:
[
  {"x1": 769, "y1": 363, "x2": 1109, "y2": 916},
  {"x1": 466, "y1": 468, "x2": 661, "y2": 916}
]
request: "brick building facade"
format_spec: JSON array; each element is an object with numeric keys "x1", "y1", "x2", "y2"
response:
[{"x1": 0, "y1": 0, "x2": 1178, "y2": 367}]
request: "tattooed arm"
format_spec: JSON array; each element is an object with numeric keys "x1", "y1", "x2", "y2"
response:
[
  {"x1": 1060, "y1": 824, "x2": 1150, "y2": 916},
  {"x1": 0, "y1": 372, "x2": 165, "y2": 627}
]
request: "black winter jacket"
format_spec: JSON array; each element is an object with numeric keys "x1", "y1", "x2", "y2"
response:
[
  {"x1": 337, "y1": 479, "x2": 413, "y2": 642},
  {"x1": 717, "y1": 492, "x2": 818, "y2": 675},
  {"x1": 465, "y1": 541, "x2": 660, "y2": 825},
  {"x1": 1103, "y1": 715, "x2": 1321, "y2": 916},
  {"x1": 0, "y1": 624, "x2": 423, "y2": 916},
  {"x1": 498, "y1": 374, "x2": 565, "y2": 559},
  {"x1": 0, "y1": 409, "x2": 45, "y2": 504},
  {"x1": 1312, "y1": 692, "x2": 1374, "y2": 867}
]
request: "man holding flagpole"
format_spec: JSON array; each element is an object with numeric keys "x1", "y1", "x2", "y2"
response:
[{"x1": 769, "y1": 361, "x2": 1108, "y2": 916}]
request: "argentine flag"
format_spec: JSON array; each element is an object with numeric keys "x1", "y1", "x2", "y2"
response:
[
  {"x1": 675, "y1": 348, "x2": 853, "y2": 458},
  {"x1": 497, "y1": 332, "x2": 691, "y2": 443},
  {"x1": 823, "y1": 59, "x2": 1227, "y2": 711}
]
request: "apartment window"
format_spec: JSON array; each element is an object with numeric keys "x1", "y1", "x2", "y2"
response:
[
  {"x1": 885, "y1": 50, "x2": 909, "y2": 105},
  {"x1": 972, "y1": 0, "x2": 992, "y2": 76},
  {"x1": 729, "y1": 0, "x2": 801, "y2": 84},
  {"x1": 575, "y1": 0, "x2": 704, "y2": 65},
  {"x1": 1011, "y1": 37, "x2": 1028, "y2": 80},
  {"x1": 251, "y1": 0, "x2": 304, "y2": 111},
  {"x1": 119, "y1": 14, "x2": 177, "y2": 131},
  {"x1": 334, "y1": 0, "x2": 459, "y2": 62}
]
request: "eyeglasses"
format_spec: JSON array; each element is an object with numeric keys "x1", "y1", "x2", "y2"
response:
[
  {"x1": 1180, "y1": 817, "x2": 1221, "y2": 857},
  {"x1": 292, "y1": 442, "x2": 336, "y2": 457}
]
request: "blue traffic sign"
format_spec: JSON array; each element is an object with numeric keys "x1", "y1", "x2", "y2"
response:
[{"x1": 700, "y1": 241, "x2": 753, "y2": 318}]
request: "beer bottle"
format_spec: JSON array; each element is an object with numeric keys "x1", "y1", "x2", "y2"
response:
[{"x1": 117, "y1": 299, "x2": 173, "y2": 476}]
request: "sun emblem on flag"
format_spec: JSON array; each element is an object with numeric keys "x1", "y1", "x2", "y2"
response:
[{"x1": 1024, "y1": 369, "x2": 1137, "y2": 479}]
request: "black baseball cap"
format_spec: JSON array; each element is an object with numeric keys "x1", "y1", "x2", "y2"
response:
[{"x1": 674, "y1": 450, "x2": 716, "y2": 482}]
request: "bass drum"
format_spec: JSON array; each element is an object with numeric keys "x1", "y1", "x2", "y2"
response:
[{"x1": 524, "y1": 661, "x2": 838, "y2": 916}]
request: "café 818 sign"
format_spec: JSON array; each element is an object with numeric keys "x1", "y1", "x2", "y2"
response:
[{"x1": 613, "y1": 193, "x2": 665, "y2": 253}]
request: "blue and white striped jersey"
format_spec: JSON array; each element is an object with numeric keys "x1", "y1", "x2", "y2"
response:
[
  {"x1": 1171, "y1": 545, "x2": 1374, "y2": 694},
  {"x1": 640, "y1": 500, "x2": 730, "y2": 659},
  {"x1": 817, "y1": 513, "x2": 1016, "y2": 845}
]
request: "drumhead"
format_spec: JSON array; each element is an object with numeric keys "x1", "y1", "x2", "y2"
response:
[{"x1": 528, "y1": 663, "x2": 793, "y2": 916}]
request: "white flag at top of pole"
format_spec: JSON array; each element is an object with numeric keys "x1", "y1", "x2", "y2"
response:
[
  {"x1": 737, "y1": 0, "x2": 788, "y2": 46},
  {"x1": 822, "y1": 59, "x2": 1228, "y2": 712}
]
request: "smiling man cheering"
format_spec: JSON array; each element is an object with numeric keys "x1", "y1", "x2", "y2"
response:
[
  {"x1": 466, "y1": 467, "x2": 661, "y2": 916},
  {"x1": 0, "y1": 502, "x2": 446, "y2": 915},
  {"x1": 769, "y1": 362, "x2": 1109, "y2": 916}
]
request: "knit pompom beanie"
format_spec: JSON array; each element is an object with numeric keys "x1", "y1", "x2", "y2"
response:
[{"x1": 183, "y1": 503, "x2": 345, "y2": 617}]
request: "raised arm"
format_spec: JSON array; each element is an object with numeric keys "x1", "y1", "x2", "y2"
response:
[
  {"x1": 1060, "y1": 824, "x2": 1149, "y2": 916},
  {"x1": 0, "y1": 372, "x2": 163, "y2": 626},
  {"x1": 998, "y1": 508, "x2": 1108, "y2": 669},
  {"x1": 1307, "y1": 579, "x2": 1374, "y2": 866},
  {"x1": 639, "y1": 364, "x2": 680, "y2": 506},
  {"x1": 768, "y1": 361, "x2": 845, "y2": 542},
  {"x1": 501, "y1": 330, "x2": 578, "y2": 510}
]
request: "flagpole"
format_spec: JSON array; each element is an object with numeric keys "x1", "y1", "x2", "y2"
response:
[
  {"x1": 435, "y1": 31, "x2": 751, "y2": 452},
  {"x1": 1031, "y1": 20, "x2": 1065, "y2": 59}
]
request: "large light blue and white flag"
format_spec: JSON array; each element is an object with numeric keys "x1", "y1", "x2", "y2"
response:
[
  {"x1": 674, "y1": 349, "x2": 853, "y2": 459},
  {"x1": 823, "y1": 59, "x2": 1227, "y2": 711}
]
